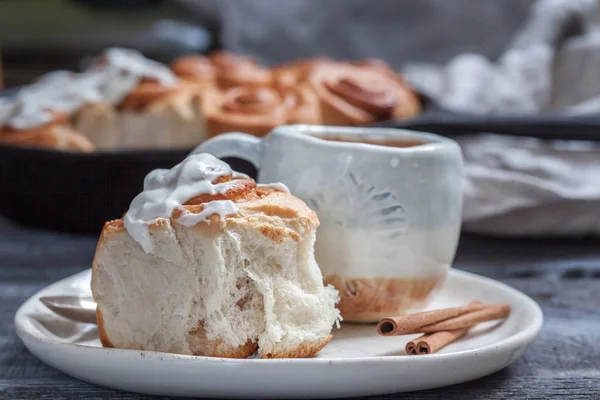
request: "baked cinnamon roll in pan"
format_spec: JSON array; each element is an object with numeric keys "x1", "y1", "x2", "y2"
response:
[
  {"x1": 0, "y1": 112, "x2": 93, "y2": 152},
  {"x1": 74, "y1": 49, "x2": 206, "y2": 151}
]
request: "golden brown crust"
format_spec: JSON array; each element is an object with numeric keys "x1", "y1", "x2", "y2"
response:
[
  {"x1": 209, "y1": 51, "x2": 257, "y2": 69},
  {"x1": 170, "y1": 55, "x2": 217, "y2": 99},
  {"x1": 238, "y1": 190, "x2": 319, "y2": 227},
  {"x1": 307, "y1": 61, "x2": 421, "y2": 126},
  {"x1": 351, "y1": 58, "x2": 398, "y2": 77},
  {"x1": 225, "y1": 188, "x2": 319, "y2": 243},
  {"x1": 324, "y1": 275, "x2": 444, "y2": 323},
  {"x1": 208, "y1": 51, "x2": 272, "y2": 89},
  {"x1": 118, "y1": 80, "x2": 184, "y2": 112},
  {"x1": 260, "y1": 335, "x2": 332, "y2": 358},
  {"x1": 184, "y1": 177, "x2": 259, "y2": 206},
  {"x1": 272, "y1": 58, "x2": 331, "y2": 88},
  {"x1": 259, "y1": 222, "x2": 300, "y2": 243},
  {"x1": 99, "y1": 306, "x2": 259, "y2": 358},
  {"x1": 284, "y1": 83, "x2": 322, "y2": 125},
  {"x1": 0, "y1": 122, "x2": 95, "y2": 152},
  {"x1": 100, "y1": 178, "x2": 318, "y2": 240},
  {"x1": 201, "y1": 86, "x2": 287, "y2": 137},
  {"x1": 96, "y1": 308, "x2": 115, "y2": 348},
  {"x1": 352, "y1": 59, "x2": 422, "y2": 120},
  {"x1": 218, "y1": 64, "x2": 272, "y2": 89},
  {"x1": 102, "y1": 219, "x2": 124, "y2": 231},
  {"x1": 202, "y1": 84, "x2": 321, "y2": 138},
  {"x1": 188, "y1": 321, "x2": 258, "y2": 358},
  {"x1": 170, "y1": 55, "x2": 217, "y2": 82}
]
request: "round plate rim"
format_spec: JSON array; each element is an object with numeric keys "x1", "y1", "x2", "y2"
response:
[{"x1": 15, "y1": 267, "x2": 543, "y2": 366}]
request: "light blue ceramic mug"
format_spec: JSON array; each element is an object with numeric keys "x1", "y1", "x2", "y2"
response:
[{"x1": 194, "y1": 124, "x2": 463, "y2": 322}]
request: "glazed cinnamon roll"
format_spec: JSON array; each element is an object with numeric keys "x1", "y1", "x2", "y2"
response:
[
  {"x1": 202, "y1": 83, "x2": 321, "y2": 137},
  {"x1": 92, "y1": 152, "x2": 339, "y2": 358},
  {"x1": 117, "y1": 80, "x2": 187, "y2": 112},
  {"x1": 307, "y1": 61, "x2": 421, "y2": 126},
  {"x1": 74, "y1": 48, "x2": 207, "y2": 150},
  {"x1": 0, "y1": 112, "x2": 94, "y2": 152}
]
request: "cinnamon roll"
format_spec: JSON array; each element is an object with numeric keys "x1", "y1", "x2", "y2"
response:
[
  {"x1": 209, "y1": 51, "x2": 272, "y2": 88},
  {"x1": 92, "y1": 152, "x2": 339, "y2": 358},
  {"x1": 0, "y1": 111, "x2": 94, "y2": 152},
  {"x1": 209, "y1": 51, "x2": 257, "y2": 68},
  {"x1": 170, "y1": 52, "x2": 271, "y2": 91},
  {"x1": 307, "y1": 61, "x2": 421, "y2": 126},
  {"x1": 117, "y1": 80, "x2": 186, "y2": 112},
  {"x1": 202, "y1": 83, "x2": 321, "y2": 137},
  {"x1": 351, "y1": 58, "x2": 399, "y2": 76},
  {"x1": 273, "y1": 57, "x2": 331, "y2": 88},
  {"x1": 170, "y1": 55, "x2": 217, "y2": 83},
  {"x1": 74, "y1": 48, "x2": 207, "y2": 150},
  {"x1": 169, "y1": 55, "x2": 217, "y2": 95}
]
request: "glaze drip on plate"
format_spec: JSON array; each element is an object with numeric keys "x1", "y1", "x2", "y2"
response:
[{"x1": 124, "y1": 153, "x2": 241, "y2": 253}]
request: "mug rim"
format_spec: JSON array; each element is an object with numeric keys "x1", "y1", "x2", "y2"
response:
[{"x1": 272, "y1": 124, "x2": 458, "y2": 153}]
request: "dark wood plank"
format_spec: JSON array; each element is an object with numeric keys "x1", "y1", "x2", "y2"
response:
[
  {"x1": 0, "y1": 217, "x2": 96, "y2": 268},
  {"x1": 1, "y1": 214, "x2": 600, "y2": 399}
]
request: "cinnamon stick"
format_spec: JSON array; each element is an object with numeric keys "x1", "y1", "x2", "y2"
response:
[
  {"x1": 405, "y1": 340, "x2": 418, "y2": 355},
  {"x1": 405, "y1": 329, "x2": 468, "y2": 355},
  {"x1": 377, "y1": 301, "x2": 485, "y2": 336},
  {"x1": 419, "y1": 303, "x2": 511, "y2": 333}
]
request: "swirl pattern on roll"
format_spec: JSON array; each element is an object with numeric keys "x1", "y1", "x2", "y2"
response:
[
  {"x1": 210, "y1": 52, "x2": 272, "y2": 89},
  {"x1": 307, "y1": 60, "x2": 421, "y2": 126},
  {"x1": 202, "y1": 83, "x2": 322, "y2": 137}
]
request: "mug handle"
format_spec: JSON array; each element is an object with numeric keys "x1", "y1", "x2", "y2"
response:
[{"x1": 191, "y1": 133, "x2": 263, "y2": 169}]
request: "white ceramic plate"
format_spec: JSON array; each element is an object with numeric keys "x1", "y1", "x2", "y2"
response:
[{"x1": 15, "y1": 268, "x2": 542, "y2": 399}]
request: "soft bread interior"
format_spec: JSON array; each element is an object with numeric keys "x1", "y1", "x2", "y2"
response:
[{"x1": 92, "y1": 200, "x2": 339, "y2": 358}]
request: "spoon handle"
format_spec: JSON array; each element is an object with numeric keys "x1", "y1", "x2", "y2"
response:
[{"x1": 40, "y1": 296, "x2": 98, "y2": 324}]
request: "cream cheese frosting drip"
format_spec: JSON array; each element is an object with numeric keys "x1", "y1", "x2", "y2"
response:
[
  {"x1": 90, "y1": 47, "x2": 177, "y2": 105},
  {"x1": 257, "y1": 182, "x2": 290, "y2": 193},
  {"x1": 124, "y1": 153, "x2": 240, "y2": 253},
  {"x1": 0, "y1": 48, "x2": 177, "y2": 131},
  {"x1": 175, "y1": 200, "x2": 238, "y2": 228}
]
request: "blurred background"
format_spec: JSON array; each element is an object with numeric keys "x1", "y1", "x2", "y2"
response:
[
  {"x1": 2, "y1": 0, "x2": 600, "y2": 238},
  {"x1": 0, "y1": 0, "x2": 536, "y2": 88}
]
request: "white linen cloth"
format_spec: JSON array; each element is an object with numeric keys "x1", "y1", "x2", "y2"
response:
[{"x1": 404, "y1": 0, "x2": 600, "y2": 236}]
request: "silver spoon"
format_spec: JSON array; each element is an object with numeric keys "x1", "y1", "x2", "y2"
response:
[{"x1": 39, "y1": 296, "x2": 98, "y2": 324}]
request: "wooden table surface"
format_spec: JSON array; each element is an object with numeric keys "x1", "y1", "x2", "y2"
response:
[{"x1": 1, "y1": 216, "x2": 599, "y2": 399}]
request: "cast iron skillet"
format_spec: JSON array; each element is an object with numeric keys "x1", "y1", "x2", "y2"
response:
[
  {"x1": 0, "y1": 146, "x2": 256, "y2": 234},
  {"x1": 2, "y1": 90, "x2": 600, "y2": 234}
]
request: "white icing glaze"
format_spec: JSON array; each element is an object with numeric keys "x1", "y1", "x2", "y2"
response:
[
  {"x1": 0, "y1": 48, "x2": 177, "y2": 131},
  {"x1": 175, "y1": 200, "x2": 238, "y2": 227},
  {"x1": 91, "y1": 47, "x2": 177, "y2": 105},
  {"x1": 232, "y1": 171, "x2": 250, "y2": 179},
  {"x1": 124, "y1": 153, "x2": 240, "y2": 253},
  {"x1": 257, "y1": 182, "x2": 290, "y2": 193}
]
